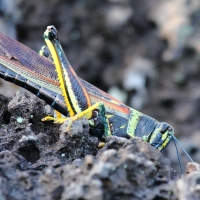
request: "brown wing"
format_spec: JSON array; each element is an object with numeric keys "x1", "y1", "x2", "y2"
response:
[{"x1": 0, "y1": 32, "x2": 130, "y2": 118}]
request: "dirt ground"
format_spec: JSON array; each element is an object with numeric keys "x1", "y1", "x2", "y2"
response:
[
  {"x1": 0, "y1": 91, "x2": 200, "y2": 200},
  {"x1": 0, "y1": 0, "x2": 200, "y2": 199}
]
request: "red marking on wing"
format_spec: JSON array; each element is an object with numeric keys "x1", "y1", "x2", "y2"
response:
[{"x1": 81, "y1": 79, "x2": 130, "y2": 115}]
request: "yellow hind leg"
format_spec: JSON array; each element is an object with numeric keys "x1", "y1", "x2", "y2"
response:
[{"x1": 42, "y1": 102, "x2": 112, "y2": 136}]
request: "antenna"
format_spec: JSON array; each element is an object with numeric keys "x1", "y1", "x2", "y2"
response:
[
  {"x1": 172, "y1": 137, "x2": 183, "y2": 173},
  {"x1": 171, "y1": 134, "x2": 194, "y2": 173}
]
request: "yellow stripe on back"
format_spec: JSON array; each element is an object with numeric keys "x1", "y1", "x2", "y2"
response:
[{"x1": 45, "y1": 39, "x2": 75, "y2": 117}]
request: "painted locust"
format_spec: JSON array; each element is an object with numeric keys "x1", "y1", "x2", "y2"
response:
[{"x1": 0, "y1": 26, "x2": 173, "y2": 151}]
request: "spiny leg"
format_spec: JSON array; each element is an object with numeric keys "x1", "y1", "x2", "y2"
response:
[
  {"x1": 42, "y1": 25, "x2": 92, "y2": 127},
  {"x1": 42, "y1": 26, "x2": 111, "y2": 143},
  {"x1": 44, "y1": 25, "x2": 92, "y2": 118},
  {"x1": 39, "y1": 26, "x2": 110, "y2": 145},
  {"x1": 39, "y1": 45, "x2": 66, "y2": 123}
]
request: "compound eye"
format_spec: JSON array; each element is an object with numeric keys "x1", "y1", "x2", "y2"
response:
[
  {"x1": 168, "y1": 127, "x2": 173, "y2": 132},
  {"x1": 160, "y1": 123, "x2": 169, "y2": 134}
]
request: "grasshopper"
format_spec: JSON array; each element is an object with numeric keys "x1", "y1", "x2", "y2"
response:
[{"x1": 0, "y1": 25, "x2": 174, "y2": 151}]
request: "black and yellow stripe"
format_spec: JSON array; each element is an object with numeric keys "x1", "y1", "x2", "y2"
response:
[
  {"x1": 44, "y1": 25, "x2": 92, "y2": 118},
  {"x1": 0, "y1": 27, "x2": 174, "y2": 151}
]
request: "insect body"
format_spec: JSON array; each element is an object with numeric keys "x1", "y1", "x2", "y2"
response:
[{"x1": 0, "y1": 26, "x2": 174, "y2": 151}]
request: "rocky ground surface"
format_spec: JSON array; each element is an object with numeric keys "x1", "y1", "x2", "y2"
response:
[
  {"x1": 0, "y1": 91, "x2": 200, "y2": 200},
  {"x1": 0, "y1": 0, "x2": 197, "y2": 169},
  {"x1": 0, "y1": 0, "x2": 200, "y2": 199}
]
